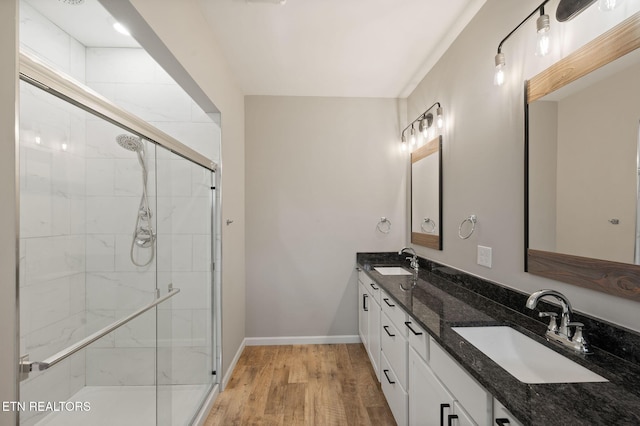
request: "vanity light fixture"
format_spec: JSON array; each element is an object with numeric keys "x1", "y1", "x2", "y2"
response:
[
  {"x1": 400, "y1": 102, "x2": 443, "y2": 151},
  {"x1": 536, "y1": 7, "x2": 551, "y2": 56},
  {"x1": 494, "y1": 0, "x2": 551, "y2": 86},
  {"x1": 436, "y1": 106, "x2": 444, "y2": 129},
  {"x1": 419, "y1": 113, "x2": 433, "y2": 138}
]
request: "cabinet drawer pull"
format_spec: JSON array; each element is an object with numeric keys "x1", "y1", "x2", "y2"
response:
[
  {"x1": 440, "y1": 403, "x2": 450, "y2": 426},
  {"x1": 382, "y1": 369, "x2": 395, "y2": 384},
  {"x1": 383, "y1": 325, "x2": 395, "y2": 337},
  {"x1": 383, "y1": 298, "x2": 395, "y2": 307},
  {"x1": 370, "y1": 283, "x2": 378, "y2": 290},
  {"x1": 496, "y1": 419, "x2": 511, "y2": 425},
  {"x1": 363, "y1": 294, "x2": 368, "y2": 312},
  {"x1": 447, "y1": 414, "x2": 459, "y2": 426},
  {"x1": 405, "y1": 321, "x2": 423, "y2": 335}
]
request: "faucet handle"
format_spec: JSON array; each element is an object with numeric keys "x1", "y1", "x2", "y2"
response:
[
  {"x1": 567, "y1": 322, "x2": 591, "y2": 354},
  {"x1": 567, "y1": 321, "x2": 585, "y2": 339},
  {"x1": 539, "y1": 312, "x2": 558, "y2": 333}
]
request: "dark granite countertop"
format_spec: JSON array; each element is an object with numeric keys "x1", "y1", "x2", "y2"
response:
[{"x1": 356, "y1": 252, "x2": 640, "y2": 426}]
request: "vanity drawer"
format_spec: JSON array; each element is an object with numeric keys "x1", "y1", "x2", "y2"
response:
[
  {"x1": 362, "y1": 275, "x2": 382, "y2": 304},
  {"x1": 381, "y1": 289, "x2": 407, "y2": 333},
  {"x1": 380, "y1": 312, "x2": 408, "y2": 390},
  {"x1": 406, "y1": 318, "x2": 429, "y2": 362},
  {"x1": 380, "y1": 351, "x2": 408, "y2": 426}
]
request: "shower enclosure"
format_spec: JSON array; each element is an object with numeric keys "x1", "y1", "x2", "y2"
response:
[{"x1": 18, "y1": 51, "x2": 219, "y2": 426}]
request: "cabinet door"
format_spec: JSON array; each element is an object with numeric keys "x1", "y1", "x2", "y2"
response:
[
  {"x1": 368, "y1": 296, "x2": 381, "y2": 378},
  {"x1": 358, "y1": 282, "x2": 368, "y2": 346},
  {"x1": 409, "y1": 347, "x2": 454, "y2": 426},
  {"x1": 450, "y1": 401, "x2": 477, "y2": 426},
  {"x1": 381, "y1": 351, "x2": 408, "y2": 426}
]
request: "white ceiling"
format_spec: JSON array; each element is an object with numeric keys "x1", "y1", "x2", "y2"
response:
[
  {"x1": 24, "y1": 0, "x2": 486, "y2": 98},
  {"x1": 197, "y1": 0, "x2": 487, "y2": 98},
  {"x1": 24, "y1": 0, "x2": 140, "y2": 48}
]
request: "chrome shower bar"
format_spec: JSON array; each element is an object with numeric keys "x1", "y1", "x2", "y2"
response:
[{"x1": 20, "y1": 285, "x2": 180, "y2": 378}]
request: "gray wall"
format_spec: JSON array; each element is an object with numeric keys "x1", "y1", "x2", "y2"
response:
[
  {"x1": 0, "y1": 0, "x2": 18, "y2": 424},
  {"x1": 406, "y1": 0, "x2": 640, "y2": 330},
  {"x1": 245, "y1": 96, "x2": 406, "y2": 339}
]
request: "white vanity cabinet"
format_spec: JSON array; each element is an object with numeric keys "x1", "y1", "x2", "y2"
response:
[
  {"x1": 358, "y1": 270, "x2": 381, "y2": 379},
  {"x1": 357, "y1": 270, "x2": 497, "y2": 426}
]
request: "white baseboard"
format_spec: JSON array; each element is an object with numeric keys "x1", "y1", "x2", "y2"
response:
[
  {"x1": 221, "y1": 338, "x2": 246, "y2": 391},
  {"x1": 245, "y1": 335, "x2": 361, "y2": 346}
]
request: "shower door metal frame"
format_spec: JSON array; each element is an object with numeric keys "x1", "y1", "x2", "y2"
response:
[
  {"x1": 17, "y1": 48, "x2": 222, "y2": 423},
  {"x1": 19, "y1": 51, "x2": 217, "y2": 173}
]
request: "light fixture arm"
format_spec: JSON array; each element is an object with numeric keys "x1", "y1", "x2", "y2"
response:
[
  {"x1": 401, "y1": 101, "x2": 441, "y2": 138},
  {"x1": 496, "y1": 0, "x2": 551, "y2": 55}
]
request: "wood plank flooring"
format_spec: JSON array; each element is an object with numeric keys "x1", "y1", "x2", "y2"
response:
[{"x1": 204, "y1": 344, "x2": 396, "y2": 426}]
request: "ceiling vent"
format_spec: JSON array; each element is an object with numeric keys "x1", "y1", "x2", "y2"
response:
[{"x1": 243, "y1": 0, "x2": 287, "y2": 4}]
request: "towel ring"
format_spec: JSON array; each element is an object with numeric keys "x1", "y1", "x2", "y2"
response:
[
  {"x1": 458, "y1": 215, "x2": 477, "y2": 239},
  {"x1": 377, "y1": 217, "x2": 391, "y2": 234},
  {"x1": 421, "y1": 218, "x2": 436, "y2": 233}
]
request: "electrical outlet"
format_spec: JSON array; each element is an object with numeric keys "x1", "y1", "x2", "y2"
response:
[{"x1": 477, "y1": 245, "x2": 492, "y2": 268}]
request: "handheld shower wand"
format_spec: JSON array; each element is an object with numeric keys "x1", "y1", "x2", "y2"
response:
[{"x1": 116, "y1": 134, "x2": 155, "y2": 267}]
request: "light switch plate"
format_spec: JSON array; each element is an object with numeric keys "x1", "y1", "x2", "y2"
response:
[{"x1": 477, "y1": 245, "x2": 492, "y2": 268}]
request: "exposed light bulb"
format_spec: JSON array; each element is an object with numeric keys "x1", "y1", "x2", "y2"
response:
[
  {"x1": 401, "y1": 141, "x2": 407, "y2": 152},
  {"x1": 535, "y1": 14, "x2": 551, "y2": 57},
  {"x1": 419, "y1": 118, "x2": 428, "y2": 138},
  {"x1": 34, "y1": 135, "x2": 41, "y2": 145},
  {"x1": 598, "y1": 0, "x2": 618, "y2": 11},
  {"x1": 410, "y1": 126, "x2": 416, "y2": 146},
  {"x1": 113, "y1": 22, "x2": 131, "y2": 37},
  {"x1": 61, "y1": 142, "x2": 68, "y2": 151},
  {"x1": 436, "y1": 107, "x2": 444, "y2": 129},
  {"x1": 494, "y1": 52, "x2": 505, "y2": 86}
]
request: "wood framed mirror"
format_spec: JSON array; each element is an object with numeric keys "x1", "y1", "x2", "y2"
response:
[
  {"x1": 411, "y1": 136, "x2": 443, "y2": 250},
  {"x1": 525, "y1": 12, "x2": 640, "y2": 301}
]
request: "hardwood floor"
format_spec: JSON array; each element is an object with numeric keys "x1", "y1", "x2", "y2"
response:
[{"x1": 204, "y1": 344, "x2": 396, "y2": 425}]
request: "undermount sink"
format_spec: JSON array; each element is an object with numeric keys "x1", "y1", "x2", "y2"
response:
[
  {"x1": 373, "y1": 266, "x2": 413, "y2": 276},
  {"x1": 452, "y1": 326, "x2": 608, "y2": 384}
]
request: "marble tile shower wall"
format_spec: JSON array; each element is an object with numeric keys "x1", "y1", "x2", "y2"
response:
[
  {"x1": 82, "y1": 117, "x2": 158, "y2": 387},
  {"x1": 19, "y1": 4, "x2": 88, "y2": 425},
  {"x1": 19, "y1": 1, "x2": 86, "y2": 83},
  {"x1": 85, "y1": 48, "x2": 221, "y2": 164}
]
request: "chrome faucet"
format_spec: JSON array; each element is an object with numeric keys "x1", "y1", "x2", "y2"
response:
[
  {"x1": 526, "y1": 289, "x2": 591, "y2": 354},
  {"x1": 398, "y1": 247, "x2": 419, "y2": 276}
]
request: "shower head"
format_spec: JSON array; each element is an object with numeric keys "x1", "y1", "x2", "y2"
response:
[{"x1": 116, "y1": 134, "x2": 144, "y2": 153}]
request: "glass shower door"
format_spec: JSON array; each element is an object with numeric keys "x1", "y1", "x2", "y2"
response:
[
  {"x1": 155, "y1": 146, "x2": 215, "y2": 426},
  {"x1": 18, "y1": 79, "x2": 160, "y2": 426},
  {"x1": 18, "y1": 57, "x2": 217, "y2": 426}
]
